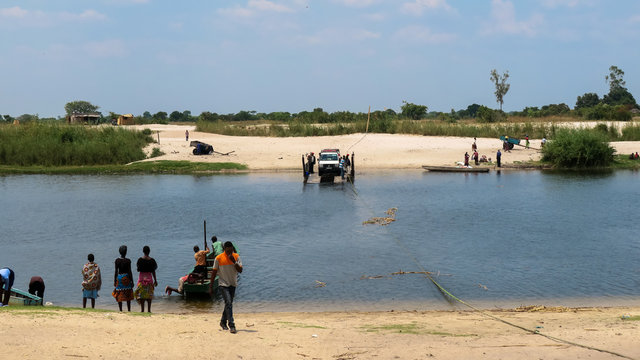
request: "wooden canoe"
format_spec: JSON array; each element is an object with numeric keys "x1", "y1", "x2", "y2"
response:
[
  {"x1": 422, "y1": 165, "x2": 490, "y2": 173},
  {"x1": 7, "y1": 288, "x2": 43, "y2": 306}
]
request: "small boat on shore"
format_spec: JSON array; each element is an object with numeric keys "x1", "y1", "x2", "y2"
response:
[
  {"x1": 422, "y1": 165, "x2": 490, "y2": 173},
  {"x1": 7, "y1": 288, "x2": 43, "y2": 306},
  {"x1": 182, "y1": 251, "x2": 219, "y2": 299}
]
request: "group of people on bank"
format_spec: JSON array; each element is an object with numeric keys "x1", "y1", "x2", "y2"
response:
[
  {"x1": 81, "y1": 244, "x2": 158, "y2": 312},
  {"x1": 2, "y1": 237, "x2": 243, "y2": 333}
]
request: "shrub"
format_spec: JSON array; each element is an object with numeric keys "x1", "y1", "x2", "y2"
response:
[
  {"x1": 542, "y1": 128, "x2": 614, "y2": 168},
  {"x1": 150, "y1": 147, "x2": 165, "y2": 158}
]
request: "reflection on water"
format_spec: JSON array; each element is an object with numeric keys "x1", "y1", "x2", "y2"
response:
[{"x1": 1, "y1": 170, "x2": 639, "y2": 313}]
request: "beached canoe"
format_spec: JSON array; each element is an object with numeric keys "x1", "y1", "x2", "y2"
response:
[
  {"x1": 7, "y1": 288, "x2": 43, "y2": 306},
  {"x1": 422, "y1": 165, "x2": 490, "y2": 173}
]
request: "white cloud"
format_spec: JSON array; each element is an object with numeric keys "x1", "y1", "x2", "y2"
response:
[
  {"x1": 84, "y1": 39, "x2": 126, "y2": 58},
  {"x1": 481, "y1": 0, "x2": 543, "y2": 37},
  {"x1": 0, "y1": 6, "x2": 107, "y2": 26},
  {"x1": 542, "y1": 0, "x2": 582, "y2": 8},
  {"x1": 333, "y1": 0, "x2": 379, "y2": 8},
  {"x1": 393, "y1": 25, "x2": 456, "y2": 43},
  {"x1": 0, "y1": 6, "x2": 28, "y2": 18},
  {"x1": 219, "y1": 0, "x2": 294, "y2": 18},
  {"x1": 400, "y1": 0, "x2": 454, "y2": 16},
  {"x1": 363, "y1": 12, "x2": 385, "y2": 21},
  {"x1": 59, "y1": 10, "x2": 107, "y2": 22},
  {"x1": 298, "y1": 27, "x2": 381, "y2": 45}
]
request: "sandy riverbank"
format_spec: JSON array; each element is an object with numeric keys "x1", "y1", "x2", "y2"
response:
[
  {"x1": 128, "y1": 124, "x2": 640, "y2": 170},
  {"x1": 1, "y1": 306, "x2": 638, "y2": 359}
]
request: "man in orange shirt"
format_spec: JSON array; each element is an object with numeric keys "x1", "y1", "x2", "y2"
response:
[{"x1": 210, "y1": 241, "x2": 243, "y2": 334}]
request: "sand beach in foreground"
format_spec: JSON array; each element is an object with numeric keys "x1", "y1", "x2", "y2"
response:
[
  {"x1": 130, "y1": 124, "x2": 640, "y2": 170},
  {"x1": 1, "y1": 306, "x2": 638, "y2": 359}
]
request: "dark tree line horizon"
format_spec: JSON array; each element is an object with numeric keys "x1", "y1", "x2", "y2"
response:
[{"x1": 2, "y1": 66, "x2": 637, "y2": 125}]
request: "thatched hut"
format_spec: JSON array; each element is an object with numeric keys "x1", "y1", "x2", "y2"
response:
[
  {"x1": 67, "y1": 113, "x2": 101, "y2": 124},
  {"x1": 117, "y1": 114, "x2": 135, "y2": 125}
]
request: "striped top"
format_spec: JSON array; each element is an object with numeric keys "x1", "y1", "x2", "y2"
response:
[{"x1": 213, "y1": 252, "x2": 241, "y2": 287}]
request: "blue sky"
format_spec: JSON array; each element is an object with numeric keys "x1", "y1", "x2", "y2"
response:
[{"x1": 1, "y1": 0, "x2": 639, "y2": 118}]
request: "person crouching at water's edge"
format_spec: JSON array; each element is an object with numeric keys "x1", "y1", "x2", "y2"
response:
[{"x1": 210, "y1": 241, "x2": 242, "y2": 334}]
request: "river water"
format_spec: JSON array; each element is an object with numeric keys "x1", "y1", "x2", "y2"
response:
[{"x1": 1, "y1": 170, "x2": 639, "y2": 313}]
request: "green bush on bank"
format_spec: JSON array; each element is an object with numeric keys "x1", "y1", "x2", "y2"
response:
[
  {"x1": 0, "y1": 123, "x2": 153, "y2": 166},
  {"x1": 542, "y1": 128, "x2": 615, "y2": 168}
]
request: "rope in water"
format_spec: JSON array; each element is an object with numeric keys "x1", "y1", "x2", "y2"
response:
[{"x1": 342, "y1": 180, "x2": 635, "y2": 359}]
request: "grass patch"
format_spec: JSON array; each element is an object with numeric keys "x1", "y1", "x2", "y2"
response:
[
  {"x1": 360, "y1": 322, "x2": 476, "y2": 337},
  {"x1": 622, "y1": 315, "x2": 640, "y2": 321},
  {"x1": 277, "y1": 321, "x2": 326, "y2": 329},
  {"x1": 0, "y1": 122, "x2": 153, "y2": 166},
  {"x1": 0, "y1": 160, "x2": 248, "y2": 174}
]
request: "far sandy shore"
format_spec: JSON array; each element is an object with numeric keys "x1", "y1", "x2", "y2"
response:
[
  {"x1": 130, "y1": 124, "x2": 640, "y2": 170},
  {"x1": 1, "y1": 306, "x2": 638, "y2": 359}
]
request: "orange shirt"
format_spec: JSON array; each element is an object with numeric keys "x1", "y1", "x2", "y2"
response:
[{"x1": 194, "y1": 250, "x2": 209, "y2": 266}]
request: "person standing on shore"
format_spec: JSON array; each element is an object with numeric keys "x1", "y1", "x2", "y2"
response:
[
  {"x1": 464, "y1": 152, "x2": 470, "y2": 167},
  {"x1": 473, "y1": 150, "x2": 479, "y2": 166},
  {"x1": 496, "y1": 149, "x2": 502, "y2": 168},
  {"x1": 28, "y1": 276, "x2": 45, "y2": 305},
  {"x1": 185, "y1": 129, "x2": 189, "y2": 141},
  {"x1": 210, "y1": 241, "x2": 243, "y2": 334},
  {"x1": 82, "y1": 254, "x2": 101, "y2": 309},
  {"x1": 112, "y1": 245, "x2": 134, "y2": 312},
  {"x1": 0, "y1": 267, "x2": 15, "y2": 306},
  {"x1": 134, "y1": 246, "x2": 158, "y2": 313}
]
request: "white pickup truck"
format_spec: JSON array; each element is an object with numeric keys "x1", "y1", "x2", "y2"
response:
[{"x1": 317, "y1": 148, "x2": 341, "y2": 177}]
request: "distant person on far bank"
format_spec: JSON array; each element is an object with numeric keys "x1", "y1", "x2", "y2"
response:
[
  {"x1": 210, "y1": 241, "x2": 243, "y2": 334},
  {"x1": 496, "y1": 149, "x2": 502, "y2": 168},
  {"x1": 185, "y1": 129, "x2": 189, "y2": 141}
]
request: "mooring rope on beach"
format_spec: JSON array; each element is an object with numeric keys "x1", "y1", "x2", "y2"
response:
[{"x1": 342, "y1": 181, "x2": 636, "y2": 360}]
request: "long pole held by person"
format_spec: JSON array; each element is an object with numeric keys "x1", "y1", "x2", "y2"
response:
[{"x1": 203, "y1": 220, "x2": 207, "y2": 250}]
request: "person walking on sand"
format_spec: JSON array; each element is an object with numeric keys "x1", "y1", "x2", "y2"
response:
[
  {"x1": 112, "y1": 245, "x2": 134, "y2": 311},
  {"x1": 472, "y1": 137, "x2": 477, "y2": 152},
  {"x1": 134, "y1": 246, "x2": 158, "y2": 313},
  {"x1": 82, "y1": 254, "x2": 102, "y2": 309},
  {"x1": 185, "y1": 129, "x2": 189, "y2": 141},
  {"x1": 464, "y1": 152, "x2": 470, "y2": 167},
  {"x1": 210, "y1": 241, "x2": 243, "y2": 334},
  {"x1": 0, "y1": 267, "x2": 15, "y2": 306},
  {"x1": 496, "y1": 149, "x2": 502, "y2": 168}
]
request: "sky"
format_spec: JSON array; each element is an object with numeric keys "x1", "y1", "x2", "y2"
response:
[{"x1": 1, "y1": 0, "x2": 639, "y2": 118}]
